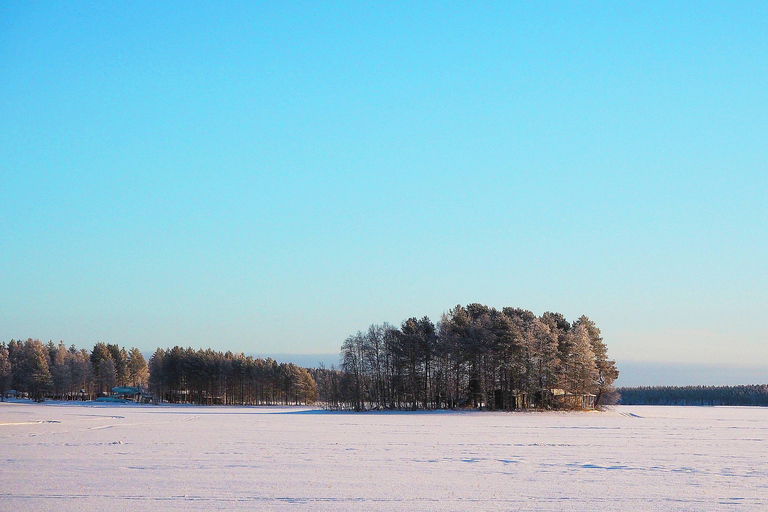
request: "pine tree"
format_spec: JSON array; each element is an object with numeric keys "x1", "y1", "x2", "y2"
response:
[
  {"x1": 50, "y1": 343, "x2": 73, "y2": 399},
  {"x1": 565, "y1": 324, "x2": 599, "y2": 396},
  {"x1": 574, "y1": 316, "x2": 619, "y2": 407},
  {"x1": 127, "y1": 348, "x2": 149, "y2": 387},
  {"x1": 0, "y1": 344, "x2": 11, "y2": 401},
  {"x1": 26, "y1": 340, "x2": 52, "y2": 401},
  {"x1": 98, "y1": 358, "x2": 117, "y2": 393}
]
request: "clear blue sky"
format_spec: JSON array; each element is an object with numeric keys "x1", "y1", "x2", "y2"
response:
[{"x1": 2, "y1": 2, "x2": 766, "y2": 374}]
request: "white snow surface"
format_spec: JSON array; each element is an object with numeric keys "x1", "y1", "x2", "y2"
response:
[{"x1": 1, "y1": 402, "x2": 766, "y2": 511}]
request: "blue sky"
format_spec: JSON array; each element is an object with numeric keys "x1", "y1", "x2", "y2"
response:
[{"x1": 1, "y1": 2, "x2": 766, "y2": 377}]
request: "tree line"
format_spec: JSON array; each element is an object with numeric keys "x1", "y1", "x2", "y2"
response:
[
  {"x1": 146, "y1": 347, "x2": 317, "y2": 405},
  {"x1": 3, "y1": 302, "x2": 619, "y2": 411},
  {"x1": 0, "y1": 339, "x2": 317, "y2": 406},
  {"x1": 617, "y1": 385, "x2": 768, "y2": 406},
  {"x1": 320, "y1": 304, "x2": 618, "y2": 411},
  {"x1": 0, "y1": 339, "x2": 149, "y2": 401}
]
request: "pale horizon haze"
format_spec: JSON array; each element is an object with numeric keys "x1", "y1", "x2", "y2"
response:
[{"x1": 2, "y1": 2, "x2": 766, "y2": 384}]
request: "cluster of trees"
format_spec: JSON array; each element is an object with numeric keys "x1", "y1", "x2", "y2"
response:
[
  {"x1": 331, "y1": 304, "x2": 618, "y2": 411},
  {"x1": 0, "y1": 339, "x2": 148, "y2": 401},
  {"x1": 0, "y1": 340, "x2": 318, "y2": 406},
  {"x1": 618, "y1": 385, "x2": 768, "y2": 406},
  {"x1": 146, "y1": 347, "x2": 317, "y2": 405},
  {"x1": 3, "y1": 303, "x2": 620, "y2": 412}
]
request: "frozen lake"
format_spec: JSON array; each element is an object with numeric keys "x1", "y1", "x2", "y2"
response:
[{"x1": 1, "y1": 402, "x2": 766, "y2": 511}]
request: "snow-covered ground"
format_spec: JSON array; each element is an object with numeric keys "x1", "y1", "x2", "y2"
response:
[{"x1": 1, "y1": 402, "x2": 766, "y2": 511}]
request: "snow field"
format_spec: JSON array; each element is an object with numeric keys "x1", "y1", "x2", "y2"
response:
[{"x1": 1, "y1": 403, "x2": 766, "y2": 511}]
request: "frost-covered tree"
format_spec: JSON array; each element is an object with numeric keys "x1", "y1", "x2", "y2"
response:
[
  {"x1": 574, "y1": 315, "x2": 619, "y2": 407},
  {"x1": 70, "y1": 348, "x2": 93, "y2": 398},
  {"x1": 127, "y1": 348, "x2": 149, "y2": 387},
  {"x1": 564, "y1": 324, "x2": 599, "y2": 396},
  {"x1": 524, "y1": 318, "x2": 560, "y2": 406},
  {"x1": 25, "y1": 339, "x2": 52, "y2": 401},
  {"x1": 50, "y1": 342, "x2": 73, "y2": 399}
]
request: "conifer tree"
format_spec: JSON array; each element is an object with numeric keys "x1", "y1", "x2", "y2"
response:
[
  {"x1": 0, "y1": 344, "x2": 11, "y2": 401},
  {"x1": 574, "y1": 316, "x2": 619, "y2": 406},
  {"x1": 127, "y1": 348, "x2": 149, "y2": 387},
  {"x1": 26, "y1": 339, "x2": 52, "y2": 401}
]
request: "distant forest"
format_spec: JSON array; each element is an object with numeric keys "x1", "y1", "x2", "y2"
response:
[
  {"x1": 313, "y1": 304, "x2": 619, "y2": 411},
  {"x1": 618, "y1": 385, "x2": 768, "y2": 406},
  {"x1": 0, "y1": 339, "x2": 317, "y2": 405},
  {"x1": 1, "y1": 303, "x2": 620, "y2": 411}
]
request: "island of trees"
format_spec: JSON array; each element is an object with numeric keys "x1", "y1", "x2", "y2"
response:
[{"x1": 316, "y1": 304, "x2": 619, "y2": 411}]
